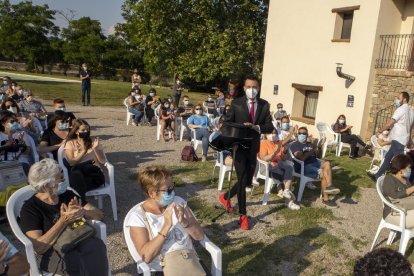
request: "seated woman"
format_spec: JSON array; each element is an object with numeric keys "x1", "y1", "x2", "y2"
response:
[
  {"x1": 126, "y1": 165, "x2": 205, "y2": 274},
  {"x1": 259, "y1": 128, "x2": 300, "y2": 210},
  {"x1": 145, "y1": 88, "x2": 160, "y2": 126},
  {"x1": 333, "y1": 114, "x2": 370, "y2": 158},
  {"x1": 64, "y1": 119, "x2": 107, "y2": 202},
  {"x1": 39, "y1": 111, "x2": 69, "y2": 160},
  {"x1": 20, "y1": 158, "x2": 108, "y2": 275},
  {"x1": 160, "y1": 100, "x2": 176, "y2": 142},
  {"x1": 127, "y1": 89, "x2": 145, "y2": 126},
  {"x1": 188, "y1": 104, "x2": 212, "y2": 162},
  {"x1": 0, "y1": 111, "x2": 32, "y2": 174},
  {"x1": 382, "y1": 154, "x2": 414, "y2": 225},
  {"x1": 1, "y1": 98, "x2": 38, "y2": 142}
]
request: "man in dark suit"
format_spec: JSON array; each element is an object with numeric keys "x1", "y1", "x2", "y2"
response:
[
  {"x1": 219, "y1": 75, "x2": 273, "y2": 230},
  {"x1": 80, "y1": 63, "x2": 91, "y2": 106}
]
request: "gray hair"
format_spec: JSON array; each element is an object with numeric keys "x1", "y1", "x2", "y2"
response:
[
  {"x1": 23, "y1": 90, "x2": 32, "y2": 97},
  {"x1": 28, "y1": 158, "x2": 61, "y2": 193}
]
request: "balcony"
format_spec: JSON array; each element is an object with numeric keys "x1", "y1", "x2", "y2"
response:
[{"x1": 375, "y1": 34, "x2": 414, "y2": 71}]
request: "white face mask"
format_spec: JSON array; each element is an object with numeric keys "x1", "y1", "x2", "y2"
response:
[
  {"x1": 339, "y1": 119, "x2": 345, "y2": 125},
  {"x1": 245, "y1": 87, "x2": 258, "y2": 99},
  {"x1": 83, "y1": 67, "x2": 87, "y2": 70},
  {"x1": 184, "y1": 100, "x2": 190, "y2": 105},
  {"x1": 267, "y1": 134, "x2": 278, "y2": 141},
  {"x1": 131, "y1": 92, "x2": 136, "y2": 96},
  {"x1": 7, "y1": 106, "x2": 17, "y2": 114},
  {"x1": 278, "y1": 108, "x2": 283, "y2": 112},
  {"x1": 149, "y1": 93, "x2": 155, "y2": 97},
  {"x1": 207, "y1": 97, "x2": 212, "y2": 101},
  {"x1": 196, "y1": 110, "x2": 202, "y2": 115},
  {"x1": 382, "y1": 130, "x2": 389, "y2": 136},
  {"x1": 164, "y1": 104, "x2": 170, "y2": 108}
]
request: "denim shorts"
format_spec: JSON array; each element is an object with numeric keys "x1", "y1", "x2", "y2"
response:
[{"x1": 304, "y1": 160, "x2": 322, "y2": 179}]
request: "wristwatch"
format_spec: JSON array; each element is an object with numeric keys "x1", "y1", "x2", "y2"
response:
[{"x1": 0, "y1": 263, "x2": 9, "y2": 276}]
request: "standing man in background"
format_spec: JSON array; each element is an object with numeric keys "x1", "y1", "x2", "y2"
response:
[
  {"x1": 173, "y1": 75, "x2": 184, "y2": 106},
  {"x1": 80, "y1": 63, "x2": 91, "y2": 106}
]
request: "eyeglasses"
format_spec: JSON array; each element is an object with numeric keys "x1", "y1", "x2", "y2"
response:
[
  {"x1": 195, "y1": 108, "x2": 201, "y2": 110},
  {"x1": 158, "y1": 184, "x2": 175, "y2": 195},
  {"x1": 8, "y1": 119, "x2": 17, "y2": 124},
  {"x1": 298, "y1": 132, "x2": 307, "y2": 135}
]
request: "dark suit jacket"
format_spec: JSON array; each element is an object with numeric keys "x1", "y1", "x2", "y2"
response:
[{"x1": 224, "y1": 96, "x2": 274, "y2": 143}]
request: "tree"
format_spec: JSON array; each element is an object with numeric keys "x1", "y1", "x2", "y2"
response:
[
  {"x1": 61, "y1": 17, "x2": 106, "y2": 70},
  {"x1": 0, "y1": 0, "x2": 60, "y2": 72},
  {"x1": 120, "y1": 0, "x2": 268, "y2": 83}
]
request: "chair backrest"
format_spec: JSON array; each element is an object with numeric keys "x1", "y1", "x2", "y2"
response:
[
  {"x1": 288, "y1": 147, "x2": 304, "y2": 175},
  {"x1": 376, "y1": 175, "x2": 404, "y2": 213},
  {"x1": 256, "y1": 157, "x2": 270, "y2": 179},
  {"x1": 371, "y1": 135, "x2": 383, "y2": 150},
  {"x1": 6, "y1": 186, "x2": 41, "y2": 275},
  {"x1": 57, "y1": 146, "x2": 70, "y2": 182},
  {"x1": 123, "y1": 97, "x2": 129, "y2": 108},
  {"x1": 123, "y1": 203, "x2": 145, "y2": 263},
  {"x1": 316, "y1": 122, "x2": 328, "y2": 138}
]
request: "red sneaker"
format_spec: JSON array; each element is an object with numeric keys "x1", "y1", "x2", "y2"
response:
[
  {"x1": 239, "y1": 215, "x2": 250, "y2": 230},
  {"x1": 218, "y1": 193, "x2": 234, "y2": 213}
]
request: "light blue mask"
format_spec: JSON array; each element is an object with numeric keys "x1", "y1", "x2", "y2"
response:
[
  {"x1": 404, "y1": 168, "x2": 412, "y2": 179},
  {"x1": 282, "y1": 123, "x2": 290, "y2": 130},
  {"x1": 58, "y1": 122, "x2": 69, "y2": 130},
  {"x1": 158, "y1": 190, "x2": 175, "y2": 207},
  {"x1": 298, "y1": 134, "x2": 307, "y2": 143},
  {"x1": 56, "y1": 180, "x2": 69, "y2": 195},
  {"x1": 8, "y1": 122, "x2": 21, "y2": 132},
  {"x1": 395, "y1": 99, "x2": 401, "y2": 107}
]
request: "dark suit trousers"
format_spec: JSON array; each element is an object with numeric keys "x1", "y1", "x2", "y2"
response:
[
  {"x1": 224, "y1": 141, "x2": 258, "y2": 215},
  {"x1": 82, "y1": 84, "x2": 91, "y2": 104}
]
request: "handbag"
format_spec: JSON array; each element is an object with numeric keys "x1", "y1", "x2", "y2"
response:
[
  {"x1": 138, "y1": 205, "x2": 206, "y2": 276},
  {"x1": 181, "y1": 144, "x2": 198, "y2": 162},
  {"x1": 53, "y1": 220, "x2": 95, "y2": 255}
]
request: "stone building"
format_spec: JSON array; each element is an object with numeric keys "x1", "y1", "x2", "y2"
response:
[{"x1": 261, "y1": 0, "x2": 414, "y2": 140}]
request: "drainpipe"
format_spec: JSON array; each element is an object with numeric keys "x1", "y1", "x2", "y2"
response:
[{"x1": 336, "y1": 63, "x2": 355, "y2": 81}]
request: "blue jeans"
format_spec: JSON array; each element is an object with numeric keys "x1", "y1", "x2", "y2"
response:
[
  {"x1": 304, "y1": 160, "x2": 322, "y2": 179},
  {"x1": 375, "y1": 140, "x2": 405, "y2": 178},
  {"x1": 195, "y1": 128, "x2": 211, "y2": 156},
  {"x1": 128, "y1": 108, "x2": 144, "y2": 124},
  {"x1": 81, "y1": 85, "x2": 91, "y2": 104},
  {"x1": 270, "y1": 161, "x2": 293, "y2": 181}
]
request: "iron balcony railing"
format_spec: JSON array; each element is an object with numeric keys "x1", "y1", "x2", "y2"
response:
[
  {"x1": 375, "y1": 34, "x2": 414, "y2": 70},
  {"x1": 373, "y1": 93, "x2": 414, "y2": 133}
]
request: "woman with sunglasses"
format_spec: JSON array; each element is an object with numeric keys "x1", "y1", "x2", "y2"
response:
[
  {"x1": 126, "y1": 165, "x2": 205, "y2": 274},
  {"x1": 188, "y1": 104, "x2": 212, "y2": 161},
  {"x1": 39, "y1": 111, "x2": 70, "y2": 160}
]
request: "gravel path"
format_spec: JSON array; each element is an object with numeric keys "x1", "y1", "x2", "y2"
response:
[{"x1": 5, "y1": 103, "x2": 389, "y2": 275}]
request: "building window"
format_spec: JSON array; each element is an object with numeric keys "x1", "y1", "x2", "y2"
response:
[
  {"x1": 303, "y1": 91, "x2": 319, "y2": 119},
  {"x1": 332, "y1": 5, "x2": 360, "y2": 42},
  {"x1": 291, "y1": 83, "x2": 323, "y2": 124}
]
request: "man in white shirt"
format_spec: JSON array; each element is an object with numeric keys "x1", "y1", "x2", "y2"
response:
[{"x1": 369, "y1": 92, "x2": 414, "y2": 180}]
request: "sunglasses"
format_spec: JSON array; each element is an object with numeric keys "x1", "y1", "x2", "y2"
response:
[
  {"x1": 158, "y1": 184, "x2": 175, "y2": 195},
  {"x1": 298, "y1": 132, "x2": 307, "y2": 135},
  {"x1": 9, "y1": 119, "x2": 17, "y2": 124},
  {"x1": 195, "y1": 108, "x2": 201, "y2": 110}
]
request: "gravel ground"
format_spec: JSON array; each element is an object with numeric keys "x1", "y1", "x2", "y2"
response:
[{"x1": 4, "y1": 103, "x2": 390, "y2": 275}]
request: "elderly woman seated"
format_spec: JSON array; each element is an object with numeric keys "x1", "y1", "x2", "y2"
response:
[
  {"x1": 39, "y1": 111, "x2": 69, "y2": 160},
  {"x1": 126, "y1": 165, "x2": 205, "y2": 274},
  {"x1": 20, "y1": 158, "x2": 108, "y2": 275},
  {"x1": 20, "y1": 90, "x2": 47, "y2": 128},
  {"x1": 382, "y1": 154, "x2": 414, "y2": 222}
]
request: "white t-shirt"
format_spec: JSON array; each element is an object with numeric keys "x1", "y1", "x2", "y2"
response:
[
  {"x1": 0, "y1": 132, "x2": 30, "y2": 164},
  {"x1": 126, "y1": 196, "x2": 194, "y2": 272},
  {"x1": 389, "y1": 104, "x2": 414, "y2": 146}
]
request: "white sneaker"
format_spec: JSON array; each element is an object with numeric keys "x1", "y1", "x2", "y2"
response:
[
  {"x1": 282, "y1": 189, "x2": 292, "y2": 199},
  {"x1": 277, "y1": 189, "x2": 284, "y2": 198},
  {"x1": 201, "y1": 156, "x2": 207, "y2": 162},
  {"x1": 287, "y1": 200, "x2": 300, "y2": 210},
  {"x1": 306, "y1": 182, "x2": 317, "y2": 190}
]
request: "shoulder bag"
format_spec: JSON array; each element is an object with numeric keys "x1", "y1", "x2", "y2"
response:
[{"x1": 53, "y1": 219, "x2": 95, "y2": 255}]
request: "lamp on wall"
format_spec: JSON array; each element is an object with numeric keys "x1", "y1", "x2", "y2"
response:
[{"x1": 336, "y1": 63, "x2": 355, "y2": 81}]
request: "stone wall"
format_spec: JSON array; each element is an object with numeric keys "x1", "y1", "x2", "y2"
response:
[{"x1": 366, "y1": 69, "x2": 414, "y2": 138}]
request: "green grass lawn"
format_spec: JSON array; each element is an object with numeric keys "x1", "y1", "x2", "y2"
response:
[
  {"x1": 3, "y1": 70, "x2": 208, "y2": 106},
  {"x1": 169, "y1": 153, "x2": 393, "y2": 275}
]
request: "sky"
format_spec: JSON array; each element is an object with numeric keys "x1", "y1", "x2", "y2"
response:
[{"x1": 10, "y1": 0, "x2": 125, "y2": 35}]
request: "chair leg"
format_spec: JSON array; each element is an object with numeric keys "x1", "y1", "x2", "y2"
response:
[
  {"x1": 262, "y1": 178, "x2": 273, "y2": 205},
  {"x1": 336, "y1": 143, "x2": 342, "y2": 157},
  {"x1": 110, "y1": 191, "x2": 118, "y2": 221},
  {"x1": 97, "y1": 196, "x2": 103, "y2": 209},
  {"x1": 296, "y1": 179, "x2": 307, "y2": 202},
  {"x1": 399, "y1": 231, "x2": 410, "y2": 255},
  {"x1": 370, "y1": 223, "x2": 384, "y2": 251},
  {"x1": 386, "y1": 230, "x2": 397, "y2": 245},
  {"x1": 156, "y1": 125, "x2": 161, "y2": 141},
  {"x1": 322, "y1": 143, "x2": 327, "y2": 158},
  {"x1": 218, "y1": 168, "x2": 225, "y2": 191}
]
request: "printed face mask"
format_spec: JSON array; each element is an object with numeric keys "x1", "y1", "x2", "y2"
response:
[{"x1": 58, "y1": 122, "x2": 69, "y2": 130}]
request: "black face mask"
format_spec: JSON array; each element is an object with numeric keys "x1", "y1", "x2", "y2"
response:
[{"x1": 78, "y1": 131, "x2": 90, "y2": 140}]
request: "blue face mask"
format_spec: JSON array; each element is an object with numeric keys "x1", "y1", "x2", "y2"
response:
[
  {"x1": 58, "y1": 122, "x2": 69, "y2": 130},
  {"x1": 298, "y1": 134, "x2": 307, "y2": 143},
  {"x1": 158, "y1": 190, "x2": 175, "y2": 207},
  {"x1": 282, "y1": 123, "x2": 290, "y2": 130},
  {"x1": 403, "y1": 168, "x2": 412, "y2": 179},
  {"x1": 8, "y1": 122, "x2": 21, "y2": 132},
  {"x1": 395, "y1": 99, "x2": 401, "y2": 107},
  {"x1": 56, "y1": 180, "x2": 69, "y2": 195}
]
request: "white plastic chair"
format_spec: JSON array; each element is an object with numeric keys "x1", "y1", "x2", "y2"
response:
[
  {"x1": 371, "y1": 176, "x2": 414, "y2": 255},
  {"x1": 369, "y1": 135, "x2": 387, "y2": 172},
  {"x1": 123, "y1": 203, "x2": 222, "y2": 276},
  {"x1": 253, "y1": 157, "x2": 283, "y2": 205},
  {"x1": 123, "y1": 97, "x2": 134, "y2": 126},
  {"x1": 328, "y1": 124, "x2": 352, "y2": 157},
  {"x1": 57, "y1": 146, "x2": 118, "y2": 221},
  {"x1": 211, "y1": 151, "x2": 233, "y2": 191},
  {"x1": 155, "y1": 106, "x2": 172, "y2": 141},
  {"x1": 6, "y1": 185, "x2": 109, "y2": 276},
  {"x1": 288, "y1": 149, "x2": 320, "y2": 202},
  {"x1": 316, "y1": 122, "x2": 339, "y2": 158},
  {"x1": 187, "y1": 118, "x2": 203, "y2": 154},
  {"x1": 177, "y1": 117, "x2": 188, "y2": 141}
]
